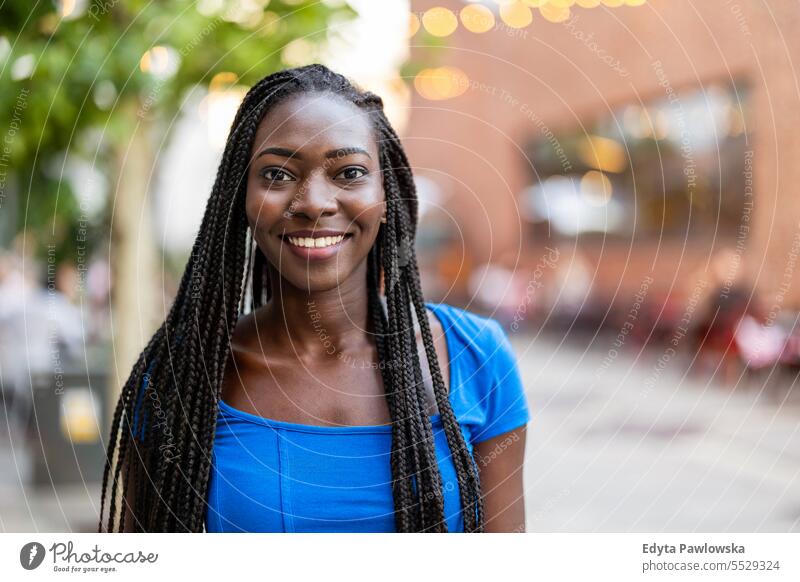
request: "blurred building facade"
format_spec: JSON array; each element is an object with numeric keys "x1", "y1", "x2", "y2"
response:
[{"x1": 405, "y1": 0, "x2": 800, "y2": 319}]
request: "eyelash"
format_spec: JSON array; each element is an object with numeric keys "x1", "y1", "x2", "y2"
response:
[
  {"x1": 259, "y1": 168, "x2": 295, "y2": 182},
  {"x1": 258, "y1": 166, "x2": 368, "y2": 183},
  {"x1": 334, "y1": 166, "x2": 368, "y2": 181}
]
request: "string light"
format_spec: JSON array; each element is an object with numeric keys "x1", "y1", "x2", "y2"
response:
[
  {"x1": 414, "y1": 67, "x2": 469, "y2": 101},
  {"x1": 539, "y1": 3, "x2": 571, "y2": 22},
  {"x1": 408, "y1": 12, "x2": 421, "y2": 37},
  {"x1": 500, "y1": 2, "x2": 534, "y2": 28},
  {"x1": 422, "y1": 7, "x2": 459, "y2": 37},
  {"x1": 461, "y1": 3, "x2": 496, "y2": 33}
]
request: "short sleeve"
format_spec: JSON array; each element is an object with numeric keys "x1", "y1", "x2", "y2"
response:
[{"x1": 470, "y1": 319, "x2": 531, "y2": 444}]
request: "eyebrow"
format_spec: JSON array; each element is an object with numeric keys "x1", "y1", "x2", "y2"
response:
[
  {"x1": 325, "y1": 147, "x2": 371, "y2": 160},
  {"x1": 255, "y1": 146, "x2": 372, "y2": 160}
]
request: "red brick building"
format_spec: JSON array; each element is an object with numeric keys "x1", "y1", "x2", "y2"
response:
[{"x1": 405, "y1": 0, "x2": 800, "y2": 319}]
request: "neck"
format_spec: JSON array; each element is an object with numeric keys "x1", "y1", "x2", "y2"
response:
[{"x1": 259, "y1": 261, "x2": 374, "y2": 356}]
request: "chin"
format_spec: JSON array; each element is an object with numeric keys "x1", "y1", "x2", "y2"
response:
[{"x1": 279, "y1": 267, "x2": 359, "y2": 294}]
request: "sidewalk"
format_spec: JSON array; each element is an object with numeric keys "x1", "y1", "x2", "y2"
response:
[
  {"x1": 515, "y1": 331, "x2": 800, "y2": 532},
  {"x1": 1, "y1": 331, "x2": 798, "y2": 532},
  {"x1": 0, "y1": 441, "x2": 101, "y2": 532}
]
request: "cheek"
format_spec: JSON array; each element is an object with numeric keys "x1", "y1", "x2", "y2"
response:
[
  {"x1": 245, "y1": 186, "x2": 282, "y2": 230},
  {"x1": 346, "y1": 190, "x2": 385, "y2": 234}
]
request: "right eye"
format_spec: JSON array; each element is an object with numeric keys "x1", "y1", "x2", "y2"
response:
[{"x1": 260, "y1": 168, "x2": 296, "y2": 182}]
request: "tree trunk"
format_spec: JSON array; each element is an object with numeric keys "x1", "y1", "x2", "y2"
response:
[{"x1": 108, "y1": 99, "x2": 161, "y2": 425}]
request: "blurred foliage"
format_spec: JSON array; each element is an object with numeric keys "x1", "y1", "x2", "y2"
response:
[
  {"x1": 0, "y1": 0, "x2": 355, "y2": 260},
  {"x1": 400, "y1": 28, "x2": 447, "y2": 81}
]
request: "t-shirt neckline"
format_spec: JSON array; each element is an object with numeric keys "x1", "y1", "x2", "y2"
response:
[{"x1": 217, "y1": 302, "x2": 457, "y2": 433}]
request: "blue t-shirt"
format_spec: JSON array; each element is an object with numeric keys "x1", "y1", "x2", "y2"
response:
[{"x1": 132, "y1": 302, "x2": 530, "y2": 532}]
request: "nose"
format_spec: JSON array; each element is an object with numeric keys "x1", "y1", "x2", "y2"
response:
[{"x1": 287, "y1": 169, "x2": 338, "y2": 221}]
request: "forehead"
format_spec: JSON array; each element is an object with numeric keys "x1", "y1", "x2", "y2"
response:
[{"x1": 251, "y1": 92, "x2": 377, "y2": 154}]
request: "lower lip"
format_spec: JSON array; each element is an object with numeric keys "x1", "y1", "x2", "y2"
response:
[{"x1": 281, "y1": 236, "x2": 351, "y2": 261}]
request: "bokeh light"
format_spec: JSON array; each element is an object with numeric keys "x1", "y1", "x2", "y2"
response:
[
  {"x1": 461, "y1": 3, "x2": 496, "y2": 34},
  {"x1": 539, "y1": 3, "x2": 571, "y2": 22},
  {"x1": 500, "y1": 2, "x2": 534, "y2": 28},
  {"x1": 414, "y1": 66, "x2": 469, "y2": 101},
  {"x1": 422, "y1": 6, "x2": 458, "y2": 37}
]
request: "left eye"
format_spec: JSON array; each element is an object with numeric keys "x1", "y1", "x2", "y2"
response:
[
  {"x1": 260, "y1": 168, "x2": 295, "y2": 182},
  {"x1": 335, "y1": 167, "x2": 367, "y2": 180}
]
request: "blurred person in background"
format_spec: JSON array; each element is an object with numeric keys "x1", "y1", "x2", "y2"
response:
[
  {"x1": 733, "y1": 293, "x2": 788, "y2": 388},
  {"x1": 691, "y1": 286, "x2": 754, "y2": 386},
  {"x1": 0, "y1": 251, "x2": 83, "y2": 440}
]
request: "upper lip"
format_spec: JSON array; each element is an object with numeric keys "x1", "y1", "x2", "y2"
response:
[{"x1": 282, "y1": 229, "x2": 351, "y2": 238}]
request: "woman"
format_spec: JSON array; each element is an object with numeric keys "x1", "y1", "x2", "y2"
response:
[{"x1": 99, "y1": 64, "x2": 530, "y2": 533}]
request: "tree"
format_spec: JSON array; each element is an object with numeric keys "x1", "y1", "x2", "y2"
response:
[{"x1": 0, "y1": 0, "x2": 355, "y2": 422}]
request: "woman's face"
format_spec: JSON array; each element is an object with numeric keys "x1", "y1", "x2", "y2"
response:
[{"x1": 245, "y1": 92, "x2": 385, "y2": 293}]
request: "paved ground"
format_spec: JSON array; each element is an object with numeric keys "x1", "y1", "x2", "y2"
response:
[
  {"x1": 515, "y1": 330, "x2": 800, "y2": 532},
  {"x1": 1, "y1": 331, "x2": 799, "y2": 532}
]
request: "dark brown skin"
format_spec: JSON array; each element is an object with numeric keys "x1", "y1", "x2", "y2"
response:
[
  {"x1": 473, "y1": 426, "x2": 527, "y2": 532},
  {"x1": 124, "y1": 92, "x2": 526, "y2": 532}
]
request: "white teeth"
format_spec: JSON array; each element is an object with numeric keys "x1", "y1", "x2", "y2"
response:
[{"x1": 286, "y1": 234, "x2": 345, "y2": 248}]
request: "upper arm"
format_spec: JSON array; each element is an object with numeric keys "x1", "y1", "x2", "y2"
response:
[
  {"x1": 470, "y1": 318, "x2": 531, "y2": 531},
  {"x1": 473, "y1": 425, "x2": 527, "y2": 532}
]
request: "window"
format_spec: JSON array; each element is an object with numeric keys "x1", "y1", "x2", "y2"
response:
[{"x1": 522, "y1": 81, "x2": 751, "y2": 241}]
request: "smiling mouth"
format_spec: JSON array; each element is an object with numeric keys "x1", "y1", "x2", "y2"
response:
[
  {"x1": 278, "y1": 232, "x2": 354, "y2": 259},
  {"x1": 284, "y1": 234, "x2": 349, "y2": 248}
]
